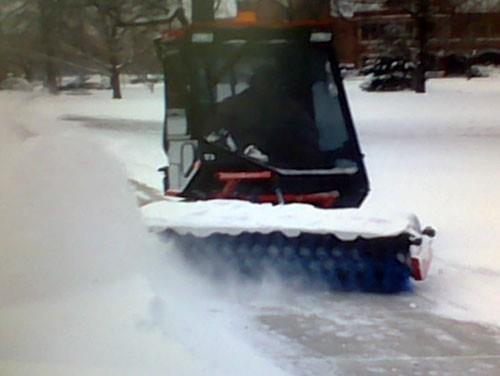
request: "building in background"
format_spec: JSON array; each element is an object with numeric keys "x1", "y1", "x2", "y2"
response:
[{"x1": 333, "y1": 1, "x2": 500, "y2": 69}]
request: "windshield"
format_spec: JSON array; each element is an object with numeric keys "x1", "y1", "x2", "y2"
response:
[{"x1": 192, "y1": 41, "x2": 351, "y2": 169}]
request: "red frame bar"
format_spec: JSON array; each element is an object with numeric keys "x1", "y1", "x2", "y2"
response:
[
  {"x1": 216, "y1": 171, "x2": 273, "y2": 181},
  {"x1": 215, "y1": 171, "x2": 274, "y2": 199},
  {"x1": 259, "y1": 192, "x2": 338, "y2": 208},
  {"x1": 214, "y1": 171, "x2": 338, "y2": 208}
]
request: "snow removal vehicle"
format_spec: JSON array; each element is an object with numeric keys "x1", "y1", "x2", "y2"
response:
[{"x1": 146, "y1": 1, "x2": 435, "y2": 292}]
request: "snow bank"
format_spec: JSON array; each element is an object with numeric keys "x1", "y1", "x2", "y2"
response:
[
  {"x1": 0, "y1": 127, "x2": 151, "y2": 304},
  {"x1": 347, "y1": 77, "x2": 500, "y2": 138},
  {"x1": 346, "y1": 79, "x2": 500, "y2": 272},
  {"x1": 346, "y1": 78, "x2": 500, "y2": 326},
  {"x1": 0, "y1": 95, "x2": 288, "y2": 376}
]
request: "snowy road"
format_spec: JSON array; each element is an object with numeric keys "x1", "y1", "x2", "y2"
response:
[
  {"x1": 251, "y1": 292, "x2": 499, "y2": 375},
  {"x1": 58, "y1": 79, "x2": 500, "y2": 375},
  {"x1": 1, "y1": 77, "x2": 499, "y2": 375}
]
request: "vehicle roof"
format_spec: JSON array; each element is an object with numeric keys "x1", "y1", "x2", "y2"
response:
[{"x1": 158, "y1": 19, "x2": 334, "y2": 44}]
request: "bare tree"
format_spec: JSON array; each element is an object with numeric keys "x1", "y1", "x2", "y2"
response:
[
  {"x1": 38, "y1": 0, "x2": 63, "y2": 93},
  {"x1": 382, "y1": 0, "x2": 436, "y2": 93},
  {"x1": 383, "y1": 0, "x2": 499, "y2": 92},
  {"x1": 83, "y1": 0, "x2": 173, "y2": 99},
  {"x1": 0, "y1": 0, "x2": 80, "y2": 91},
  {"x1": 0, "y1": 1, "x2": 42, "y2": 83},
  {"x1": 330, "y1": 0, "x2": 468, "y2": 93},
  {"x1": 0, "y1": 0, "x2": 179, "y2": 97}
]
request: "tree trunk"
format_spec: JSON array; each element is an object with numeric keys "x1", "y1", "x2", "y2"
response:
[
  {"x1": 110, "y1": 63, "x2": 122, "y2": 99},
  {"x1": 38, "y1": 0, "x2": 59, "y2": 94},
  {"x1": 23, "y1": 63, "x2": 34, "y2": 82},
  {"x1": 414, "y1": 0, "x2": 429, "y2": 93},
  {"x1": 108, "y1": 21, "x2": 122, "y2": 99},
  {"x1": 414, "y1": 62, "x2": 426, "y2": 93},
  {"x1": 45, "y1": 56, "x2": 59, "y2": 93}
]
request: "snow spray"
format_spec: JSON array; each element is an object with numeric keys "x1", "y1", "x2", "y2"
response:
[{"x1": 0, "y1": 94, "x2": 288, "y2": 376}]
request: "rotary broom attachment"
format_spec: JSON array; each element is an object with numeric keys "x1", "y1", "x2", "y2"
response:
[
  {"x1": 145, "y1": 200, "x2": 434, "y2": 293},
  {"x1": 164, "y1": 230, "x2": 416, "y2": 293}
]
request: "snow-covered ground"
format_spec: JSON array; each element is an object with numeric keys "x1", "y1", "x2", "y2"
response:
[
  {"x1": 349, "y1": 78, "x2": 500, "y2": 324},
  {"x1": 1, "y1": 76, "x2": 499, "y2": 374}
]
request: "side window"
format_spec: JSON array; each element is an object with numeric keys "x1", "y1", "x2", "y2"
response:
[
  {"x1": 216, "y1": 65, "x2": 250, "y2": 103},
  {"x1": 162, "y1": 47, "x2": 188, "y2": 136},
  {"x1": 313, "y1": 62, "x2": 348, "y2": 152}
]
